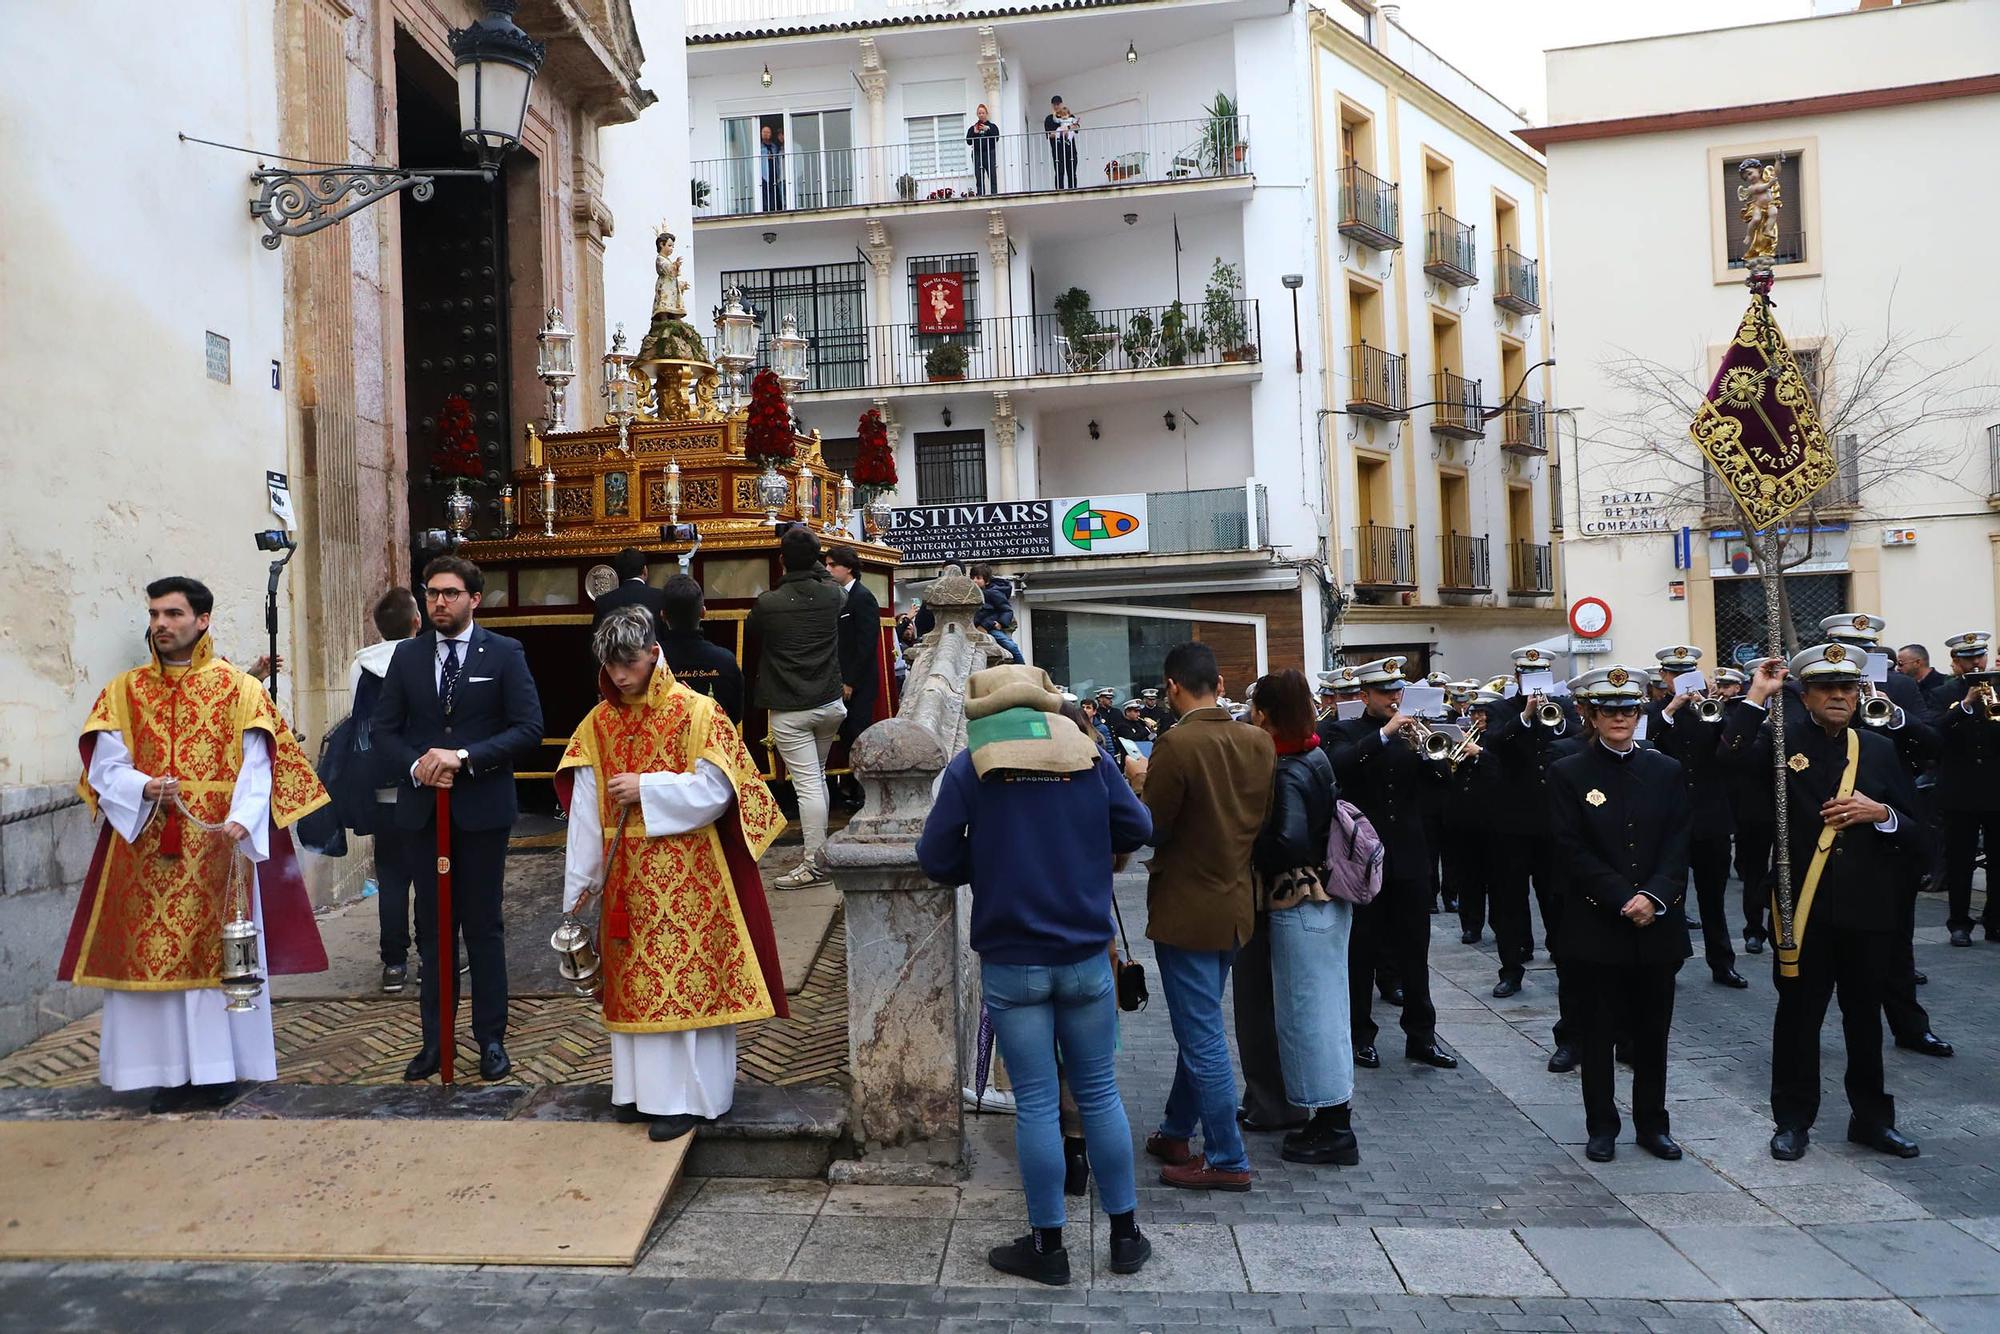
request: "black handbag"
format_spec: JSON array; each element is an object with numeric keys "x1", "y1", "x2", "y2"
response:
[{"x1": 1109, "y1": 894, "x2": 1148, "y2": 1012}]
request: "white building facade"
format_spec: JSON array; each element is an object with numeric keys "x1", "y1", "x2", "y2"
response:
[
  {"x1": 1533, "y1": 0, "x2": 2000, "y2": 669},
  {"x1": 683, "y1": 0, "x2": 1563, "y2": 695}
]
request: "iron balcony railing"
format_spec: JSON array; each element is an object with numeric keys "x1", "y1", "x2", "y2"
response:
[
  {"x1": 1336, "y1": 164, "x2": 1401, "y2": 250},
  {"x1": 1510, "y1": 540, "x2": 1554, "y2": 596},
  {"x1": 1499, "y1": 399, "x2": 1547, "y2": 455},
  {"x1": 1494, "y1": 245, "x2": 1540, "y2": 314},
  {"x1": 1440, "y1": 532, "x2": 1491, "y2": 593},
  {"x1": 1346, "y1": 342, "x2": 1408, "y2": 418},
  {"x1": 1356, "y1": 524, "x2": 1416, "y2": 588},
  {"x1": 1726, "y1": 223, "x2": 1807, "y2": 270},
  {"x1": 691, "y1": 115, "x2": 1251, "y2": 219},
  {"x1": 1431, "y1": 369, "x2": 1484, "y2": 438},
  {"x1": 1424, "y1": 210, "x2": 1477, "y2": 286},
  {"x1": 1550, "y1": 459, "x2": 1565, "y2": 532},
  {"x1": 730, "y1": 299, "x2": 1261, "y2": 394},
  {"x1": 1989, "y1": 424, "x2": 2000, "y2": 502},
  {"x1": 1147, "y1": 485, "x2": 1269, "y2": 555}
]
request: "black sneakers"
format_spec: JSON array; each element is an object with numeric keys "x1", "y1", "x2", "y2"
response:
[
  {"x1": 988, "y1": 1234, "x2": 1072, "y2": 1286},
  {"x1": 1107, "y1": 1227, "x2": 1152, "y2": 1275}
]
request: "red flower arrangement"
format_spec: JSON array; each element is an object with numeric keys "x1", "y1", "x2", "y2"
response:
[
  {"x1": 854, "y1": 407, "x2": 897, "y2": 490},
  {"x1": 432, "y1": 394, "x2": 485, "y2": 480},
  {"x1": 743, "y1": 368, "x2": 796, "y2": 464}
]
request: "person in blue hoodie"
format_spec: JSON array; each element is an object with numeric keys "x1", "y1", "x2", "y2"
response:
[
  {"x1": 970, "y1": 563, "x2": 1025, "y2": 663},
  {"x1": 918, "y1": 664, "x2": 1154, "y2": 1287}
]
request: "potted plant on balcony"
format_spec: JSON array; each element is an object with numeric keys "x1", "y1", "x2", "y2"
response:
[
  {"x1": 1121, "y1": 309, "x2": 1157, "y2": 363},
  {"x1": 690, "y1": 178, "x2": 711, "y2": 209},
  {"x1": 1159, "y1": 299, "x2": 1205, "y2": 366},
  {"x1": 896, "y1": 173, "x2": 919, "y2": 202},
  {"x1": 924, "y1": 341, "x2": 967, "y2": 381},
  {"x1": 1054, "y1": 287, "x2": 1106, "y2": 370},
  {"x1": 1200, "y1": 92, "x2": 1245, "y2": 173},
  {"x1": 1203, "y1": 259, "x2": 1257, "y2": 362}
]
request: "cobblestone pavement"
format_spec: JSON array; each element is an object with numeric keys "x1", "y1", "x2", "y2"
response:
[{"x1": 1, "y1": 875, "x2": 1994, "y2": 1332}]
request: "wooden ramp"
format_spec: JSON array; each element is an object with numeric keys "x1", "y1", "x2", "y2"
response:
[{"x1": 0, "y1": 1120, "x2": 688, "y2": 1266}]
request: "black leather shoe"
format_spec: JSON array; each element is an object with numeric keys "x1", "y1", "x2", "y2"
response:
[
  {"x1": 1406, "y1": 1041, "x2": 1458, "y2": 1070},
  {"x1": 1848, "y1": 1121, "x2": 1920, "y2": 1159},
  {"x1": 1492, "y1": 976, "x2": 1522, "y2": 999},
  {"x1": 649, "y1": 1114, "x2": 700, "y2": 1143},
  {"x1": 1685, "y1": 916, "x2": 1702, "y2": 930},
  {"x1": 403, "y1": 1046, "x2": 441, "y2": 1082},
  {"x1": 611, "y1": 1101, "x2": 648, "y2": 1124},
  {"x1": 1949, "y1": 928, "x2": 1973, "y2": 947},
  {"x1": 1381, "y1": 985, "x2": 1405, "y2": 1008},
  {"x1": 479, "y1": 1042, "x2": 511, "y2": 1081},
  {"x1": 1239, "y1": 1113, "x2": 1308, "y2": 1133},
  {"x1": 987, "y1": 1234, "x2": 1072, "y2": 1286},
  {"x1": 1354, "y1": 1045, "x2": 1381, "y2": 1069},
  {"x1": 1897, "y1": 1032, "x2": 1954, "y2": 1058},
  {"x1": 1636, "y1": 1130, "x2": 1683, "y2": 1161},
  {"x1": 1713, "y1": 969, "x2": 1749, "y2": 989},
  {"x1": 1063, "y1": 1137, "x2": 1091, "y2": 1197},
  {"x1": 147, "y1": 1084, "x2": 195, "y2": 1115},
  {"x1": 380, "y1": 963, "x2": 408, "y2": 994},
  {"x1": 1744, "y1": 935, "x2": 1765, "y2": 955},
  {"x1": 1584, "y1": 1133, "x2": 1616, "y2": 1162},
  {"x1": 1913, "y1": 971, "x2": 1928, "y2": 985},
  {"x1": 1461, "y1": 929, "x2": 1482, "y2": 945},
  {"x1": 1106, "y1": 1228, "x2": 1152, "y2": 1276},
  {"x1": 1770, "y1": 1127, "x2": 1809, "y2": 1160},
  {"x1": 1546, "y1": 1045, "x2": 1579, "y2": 1074}
]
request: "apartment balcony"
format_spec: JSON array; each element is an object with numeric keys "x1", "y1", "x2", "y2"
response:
[
  {"x1": 1430, "y1": 370, "x2": 1484, "y2": 440},
  {"x1": 1498, "y1": 400, "x2": 1547, "y2": 456},
  {"x1": 1355, "y1": 524, "x2": 1416, "y2": 589},
  {"x1": 1423, "y1": 211, "x2": 1478, "y2": 287},
  {"x1": 691, "y1": 116, "x2": 1251, "y2": 224},
  {"x1": 1439, "y1": 532, "x2": 1492, "y2": 594},
  {"x1": 1494, "y1": 245, "x2": 1540, "y2": 314},
  {"x1": 1335, "y1": 164, "x2": 1401, "y2": 251},
  {"x1": 1148, "y1": 485, "x2": 1271, "y2": 556},
  {"x1": 1509, "y1": 540, "x2": 1554, "y2": 597},
  {"x1": 734, "y1": 298, "x2": 1260, "y2": 398},
  {"x1": 1345, "y1": 343, "x2": 1408, "y2": 420}
]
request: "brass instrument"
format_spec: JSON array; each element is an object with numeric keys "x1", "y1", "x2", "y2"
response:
[
  {"x1": 1404, "y1": 717, "x2": 1456, "y2": 762},
  {"x1": 1529, "y1": 692, "x2": 1564, "y2": 727},
  {"x1": 1859, "y1": 686, "x2": 1895, "y2": 727},
  {"x1": 1447, "y1": 712, "x2": 1485, "y2": 764},
  {"x1": 1695, "y1": 694, "x2": 1726, "y2": 723},
  {"x1": 1968, "y1": 675, "x2": 2000, "y2": 722}
]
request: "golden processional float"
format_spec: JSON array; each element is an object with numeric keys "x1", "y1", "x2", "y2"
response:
[{"x1": 453, "y1": 229, "x2": 901, "y2": 790}]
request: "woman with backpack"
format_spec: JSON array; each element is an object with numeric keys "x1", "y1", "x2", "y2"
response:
[{"x1": 1242, "y1": 669, "x2": 1361, "y2": 1165}]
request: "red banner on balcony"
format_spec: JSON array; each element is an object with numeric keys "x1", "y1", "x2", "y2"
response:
[{"x1": 917, "y1": 272, "x2": 966, "y2": 334}]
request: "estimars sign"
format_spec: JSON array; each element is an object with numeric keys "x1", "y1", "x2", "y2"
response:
[{"x1": 887, "y1": 495, "x2": 1148, "y2": 563}]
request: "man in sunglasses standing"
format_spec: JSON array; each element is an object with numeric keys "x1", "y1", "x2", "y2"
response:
[{"x1": 374, "y1": 556, "x2": 544, "y2": 1081}]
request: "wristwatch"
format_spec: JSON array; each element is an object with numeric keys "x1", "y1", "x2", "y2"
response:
[{"x1": 455, "y1": 748, "x2": 471, "y2": 775}]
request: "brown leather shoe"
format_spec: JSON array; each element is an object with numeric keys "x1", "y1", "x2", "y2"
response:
[
  {"x1": 1160, "y1": 1156, "x2": 1253, "y2": 1192},
  {"x1": 1144, "y1": 1132, "x2": 1193, "y2": 1166}
]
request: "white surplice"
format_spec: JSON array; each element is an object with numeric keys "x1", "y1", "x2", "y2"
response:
[
  {"x1": 564, "y1": 762, "x2": 740, "y2": 1118},
  {"x1": 87, "y1": 728, "x2": 278, "y2": 1091}
]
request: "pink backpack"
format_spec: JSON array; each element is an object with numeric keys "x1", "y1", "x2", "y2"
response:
[{"x1": 1322, "y1": 799, "x2": 1384, "y2": 905}]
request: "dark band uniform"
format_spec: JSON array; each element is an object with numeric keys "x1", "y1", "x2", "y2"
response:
[
  {"x1": 1721, "y1": 643, "x2": 1923, "y2": 1156},
  {"x1": 1935, "y1": 632, "x2": 1999, "y2": 941},
  {"x1": 1547, "y1": 666, "x2": 1692, "y2": 1151},
  {"x1": 1320, "y1": 656, "x2": 1453, "y2": 1067},
  {"x1": 1647, "y1": 645, "x2": 1740, "y2": 984}
]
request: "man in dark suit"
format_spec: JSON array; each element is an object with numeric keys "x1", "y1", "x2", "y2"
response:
[
  {"x1": 1320, "y1": 657, "x2": 1457, "y2": 1072},
  {"x1": 659, "y1": 572, "x2": 743, "y2": 724},
  {"x1": 1724, "y1": 645, "x2": 1924, "y2": 1161},
  {"x1": 591, "y1": 547, "x2": 668, "y2": 632},
  {"x1": 1647, "y1": 645, "x2": 1747, "y2": 989},
  {"x1": 373, "y1": 555, "x2": 544, "y2": 1082},
  {"x1": 1548, "y1": 666, "x2": 1693, "y2": 1163}
]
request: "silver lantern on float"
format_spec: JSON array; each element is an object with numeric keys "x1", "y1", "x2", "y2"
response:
[{"x1": 219, "y1": 913, "x2": 264, "y2": 1013}]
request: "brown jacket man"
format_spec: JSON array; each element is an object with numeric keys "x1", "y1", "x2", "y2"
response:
[{"x1": 1143, "y1": 703, "x2": 1276, "y2": 951}]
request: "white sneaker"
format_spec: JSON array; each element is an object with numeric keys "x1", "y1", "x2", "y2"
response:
[
  {"x1": 772, "y1": 860, "x2": 832, "y2": 891},
  {"x1": 962, "y1": 1086, "x2": 1018, "y2": 1115}
]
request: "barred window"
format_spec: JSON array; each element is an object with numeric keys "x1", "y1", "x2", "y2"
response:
[
  {"x1": 1722, "y1": 152, "x2": 1806, "y2": 268},
  {"x1": 914, "y1": 430, "x2": 987, "y2": 504}
]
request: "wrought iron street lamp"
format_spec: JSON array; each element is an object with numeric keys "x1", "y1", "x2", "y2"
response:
[
  {"x1": 248, "y1": 2, "x2": 544, "y2": 248},
  {"x1": 536, "y1": 306, "x2": 576, "y2": 430}
]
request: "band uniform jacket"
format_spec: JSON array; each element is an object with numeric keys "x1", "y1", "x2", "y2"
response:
[
  {"x1": 1934, "y1": 678, "x2": 2000, "y2": 813},
  {"x1": 1647, "y1": 704, "x2": 1735, "y2": 836},
  {"x1": 372, "y1": 625, "x2": 545, "y2": 833},
  {"x1": 836, "y1": 578, "x2": 882, "y2": 744},
  {"x1": 1547, "y1": 744, "x2": 1694, "y2": 967},
  {"x1": 1482, "y1": 707, "x2": 1572, "y2": 838},
  {"x1": 1719, "y1": 704, "x2": 1922, "y2": 933},
  {"x1": 1319, "y1": 714, "x2": 1449, "y2": 880}
]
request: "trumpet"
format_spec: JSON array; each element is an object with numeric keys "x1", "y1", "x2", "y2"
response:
[
  {"x1": 1447, "y1": 712, "x2": 1486, "y2": 764},
  {"x1": 1859, "y1": 692, "x2": 1896, "y2": 727},
  {"x1": 1528, "y1": 692, "x2": 1564, "y2": 727},
  {"x1": 1969, "y1": 678, "x2": 2000, "y2": 722},
  {"x1": 1695, "y1": 695, "x2": 1726, "y2": 723},
  {"x1": 1404, "y1": 717, "x2": 1456, "y2": 762}
]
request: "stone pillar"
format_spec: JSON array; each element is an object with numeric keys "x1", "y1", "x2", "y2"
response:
[
  {"x1": 864, "y1": 222, "x2": 896, "y2": 385},
  {"x1": 976, "y1": 28, "x2": 1003, "y2": 189},
  {"x1": 825, "y1": 566, "x2": 1007, "y2": 1180},
  {"x1": 858, "y1": 37, "x2": 888, "y2": 205},
  {"x1": 990, "y1": 391, "x2": 1018, "y2": 503},
  {"x1": 985, "y1": 211, "x2": 1013, "y2": 382}
]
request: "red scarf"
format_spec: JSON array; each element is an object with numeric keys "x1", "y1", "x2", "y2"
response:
[{"x1": 1272, "y1": 732, "x2": 1319, "y2": 756}]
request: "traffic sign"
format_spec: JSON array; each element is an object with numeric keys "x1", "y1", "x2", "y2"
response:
[{"x1": 1568, "y1": 596, "x2": 1612, "y2": 639}]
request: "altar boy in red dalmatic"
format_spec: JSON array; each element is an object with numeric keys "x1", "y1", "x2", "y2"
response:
[{"x1": 557, "y1": 606, "x2": 788, "y2": 1141}]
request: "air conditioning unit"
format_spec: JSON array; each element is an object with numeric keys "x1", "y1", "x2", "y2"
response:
[{"x1": 1881, "y1": 528, "x2": 1918, "y2": 547}]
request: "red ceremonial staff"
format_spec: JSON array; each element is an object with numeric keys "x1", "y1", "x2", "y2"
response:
[{"x1": 436, "y1": 788, "x2": 456, "y2": 1085}]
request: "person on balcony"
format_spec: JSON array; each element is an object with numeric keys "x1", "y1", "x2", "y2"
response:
[
  {"x1": 1044, "y1": 96, "x2": 1080, "y2": 190},
  {"x1": 966, "y1": 103, "x2": 1001, "y2": 196},
  {"x1": 758, "y1": 123, "x2": 785, "y2": 212}
]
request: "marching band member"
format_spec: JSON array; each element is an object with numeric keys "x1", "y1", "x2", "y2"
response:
[
  {"x1": 1937, "y1": 631, "x2": 1999, "y2": 947},
  {"x1": 1724, "y1": 646, "x2": 1923, "y2": 1161},
  {"x1": 1648, "y1": 645, "x2": 1747, "y2": 989},
  {"x1": 1547, "y1": 666, "x2": 1692, "y2": 1162}
]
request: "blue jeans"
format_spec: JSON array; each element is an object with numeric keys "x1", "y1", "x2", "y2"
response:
[
  {"x1": 1269, "y1": 900, "x2": 1355, "y2": 1109},
  {"x1": 988, "y1": 630, "x2": 1024, "y2": 664},
  {"x1": 1154, "y1": 943, "x2": 1250, "y2": 1173},
  {"x1": 981, "y1": 955, "x2": 1138, "y2": 1227}
]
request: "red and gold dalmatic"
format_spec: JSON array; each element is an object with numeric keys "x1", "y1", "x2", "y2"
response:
[
  {"x1": 558, "y1": 665, "x2": 789, "y2": 1034},
  {"x1": 59, "y1": 636, "x2": 330, "y2": 990}
]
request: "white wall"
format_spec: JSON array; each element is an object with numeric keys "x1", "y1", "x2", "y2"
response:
[
  {"x1": 1038, "y1": 386, "x2": 1257, "y2": 496},
  {"x1": 0, "y1": 1, "x2": 289, "y2": 786},
  {"x1": 602, "y1": 0, "x2": 693, "y2": 350}
]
